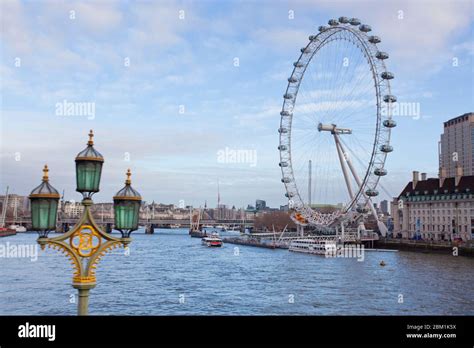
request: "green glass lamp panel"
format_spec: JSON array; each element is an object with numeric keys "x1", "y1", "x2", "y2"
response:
[
  {"x1": 31, "y1": 199, "x2": 58, "y2": 230},
  {"x1": 114, "y1": 201, "x2": 140, "y2": 230},
  {"x1": 76, "y1": 161, "x2": 102, "y2": 192}
]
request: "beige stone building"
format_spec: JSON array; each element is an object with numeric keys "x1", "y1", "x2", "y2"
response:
[
  {"x1": 391, "y1": 170, "x2": 474, "y2": 241},
  {"x1": 62, "y1": 200, "x2": 84, "y2": 218}
]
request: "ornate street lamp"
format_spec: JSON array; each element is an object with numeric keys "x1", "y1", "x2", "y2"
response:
[
  {"x1": 28, "y1": 165, "x2": 60, "y2": 238},
  {"x1": 75, "y1": 130, "x2": 104, "y2": 199},
  {"x1": 113, "y1": 169, "x2": 142, "y2": 238},
  {"x1": 29, "y1": 130, "x2": 140, "y2": 315}
]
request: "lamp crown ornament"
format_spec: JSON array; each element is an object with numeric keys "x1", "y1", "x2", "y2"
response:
[
  {"x1": 87, "y1": 129, "x2": 94, "y2": 145},
  {"x1": 76, "y1": 129, "x2": 103, "y2": 162},
  {"x1": 114, "y1": 169, "x2": 141, "y2": 200},
  {"x1": 42, "y1": 164, "x2": 49, "y2": 182},
  {"x1": 125, "y1": 168, "x2": 132, "y2": 185}
]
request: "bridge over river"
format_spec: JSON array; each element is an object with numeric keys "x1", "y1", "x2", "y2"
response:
[{"x1": 7, "y1": 217, "x2": 255, "y2": 234}]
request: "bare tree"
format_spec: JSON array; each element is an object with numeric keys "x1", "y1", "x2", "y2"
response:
[{"x1": 254, "y1": 211, "x2": 296, "y2": 231}]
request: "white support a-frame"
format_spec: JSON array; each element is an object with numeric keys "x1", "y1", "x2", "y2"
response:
[{"x1": 331, "y1": 130, "x2": 388, "y2": 237}]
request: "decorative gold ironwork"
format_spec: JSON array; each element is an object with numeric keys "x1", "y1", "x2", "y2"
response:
[
  {"x1": 70, "y1": 225, "x2": 101, "y2": 257},
  {"x1": 43, "y1": 199, "x2": 127, "y2": 288},
  {"x1": 73, "y1": 276, "x2": 97, "y2": 284},
  {"x1": 75, "y1": 156, "x2": 104, "y2": 162},
  {"x1": 45, "y1": 241, "x2": 81, "y2": 279}
]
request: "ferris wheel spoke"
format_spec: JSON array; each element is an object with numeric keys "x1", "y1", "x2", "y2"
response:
[
  {"x1": 329, "y1": 39, "x2": 355, "y2": 114},
  {"x1": 330, "y1": 39, "x2": 365, "y2": 119}
]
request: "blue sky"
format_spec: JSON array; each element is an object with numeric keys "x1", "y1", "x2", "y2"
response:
[{"x1": 1, "y1": 0, "x2": 473, "y2": 208}]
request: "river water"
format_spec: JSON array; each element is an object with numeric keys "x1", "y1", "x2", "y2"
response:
[{"x1": 0, "y1": 229, "x2": 473, "y2": 315}]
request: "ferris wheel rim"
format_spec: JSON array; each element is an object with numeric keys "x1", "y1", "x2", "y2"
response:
[{"x1": 278, "y1": 18, "x2": 395, "y2": 228}]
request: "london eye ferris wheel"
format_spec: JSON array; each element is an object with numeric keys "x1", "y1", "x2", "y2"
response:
[{"x1": 278, "y1": 17, "x2": 396, "y2": 235}]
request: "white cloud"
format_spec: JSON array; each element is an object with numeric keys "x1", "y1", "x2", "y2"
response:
[
  {"x1": 315, "y1": 0, "x2": 472, "y2": 70},
  {"x1": 453, "y1": 40, "x2": 474, "y2": 56},
  {"x1": 252, "y1": 27, "x2": 309, "y2": 52},
  {"x1": 127, "y1": 2, "x2": 198, "y2": 47},
  {"x1": 0, "y1": 0, "x2": 32, "y2": 54},
  {"x1": 73, "y1": 1, "x2": 122, "y2": 33}
]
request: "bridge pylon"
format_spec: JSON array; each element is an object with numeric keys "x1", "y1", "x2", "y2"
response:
[{"x1": 145, "y1": 224, "x2": 155, "y2": 234}]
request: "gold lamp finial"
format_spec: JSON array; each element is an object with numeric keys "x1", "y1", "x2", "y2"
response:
[
  {"x1": 125, "y1": 168, "x2": 132, "y2": 185},
  {"x1": 88, "y1": 129, "x2": 94, "y2": 145},
  {"x1": 42, "y1": 164, "x2": 49, "y2": 182}
]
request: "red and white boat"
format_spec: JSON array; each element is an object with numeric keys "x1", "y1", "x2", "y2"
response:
[
  {"x1": 202, "y1": 233, "x2": 223, "y2": 247},
  {"x1": 0, "y1": 227, "x2": 17, "y2": 238}
]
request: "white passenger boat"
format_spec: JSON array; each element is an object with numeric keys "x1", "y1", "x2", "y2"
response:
[
  {"x1": 8, "y1": 224, "x2": 27, "y2": 232},
  {"x1": 289, "y1": 238, "x2": 336, "y2": 255}
]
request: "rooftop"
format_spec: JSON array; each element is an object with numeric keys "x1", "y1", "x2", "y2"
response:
[
  {"x1": 398, "y1": 175, "x2": 474, "y2": 198},
  {"x1": 443, "y1": 112, "x2": 474, "y2": 127}
]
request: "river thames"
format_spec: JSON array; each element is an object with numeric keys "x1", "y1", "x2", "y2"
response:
[{"x1": 1, "y1": 229, "x2": 473, "y2": 315}]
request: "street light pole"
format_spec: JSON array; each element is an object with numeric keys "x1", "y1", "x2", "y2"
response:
[{"x1": 29, "y1": 131, "x2": 141, "y2": 316}]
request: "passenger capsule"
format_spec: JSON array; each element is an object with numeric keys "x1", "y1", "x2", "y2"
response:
[
  {"x1": 368, "y1": 36, "x2": 381, "y2": 44},
  {"x1": 318, "y1": 25, "x2": 328, "y2": 32},
  {"x1": 288, "y1": 76, "x2": 298, "y2": 83},
  {"x1": 359, "y1": 24, "x2": 371, "y2": 32},
  {"x1": 278, "y1": 127, "x2": 288, "y2": 133},
  {"x1": 350, "y1": 18, "x2": 361, "y2": 26},
  {"x1": 383, "y1": 95, "x2": 397, "y2": 103},
  {"x1": 283, "y1": 93, "x2": 293, "y2": 100},
  {"x1": 309, "y1": 35, "x2": 316, "y2": 41},
  {"x1": 338, "y1": 16, "x2": 350, "y2": 24},
  {"x1": 356, "y1": 205, "x2": 369, "y2": 214},
  {"x1": 281, "y1": 177, "x2": 291, "y2": 183},
  {"x1": 301, "y1": 47, "x2": 311, "y2": 54},
  {"x1": 381, "y1": 71, "x2": 394, "y2": 80},
  {"x1": 383, "y1": 119, "x2": 397, "y2": 128},
  {"x1": 278, "y1": 145, "x2": 288, "y2": 151},
  {"x1": 376, "y1": 51, "x2": 389, "y2": 60},
  {"x1": 328, "y1": 19, "x2": 339, "y2": 26},
  {"x1": 380, "y1": 144, "x2": 393, "y2": 153},
  {"x1": 374, "y1": 168, "x2": 388, "y2": 176},
  {"x1": 279, "y1": 162, "x2": 288, "y2": 167},
  {"x1": 285, "y1": 192, "x2": 294, "y2": 198},
  {"x1": 366, "y1": 189, "x2": 379, "y2": 197},
  {"x1": 293, "y1": 61, "x2": 304, "y2": 68},
  {"x1": 280, "y1": 111, "x2": 292, "y2": 116}
]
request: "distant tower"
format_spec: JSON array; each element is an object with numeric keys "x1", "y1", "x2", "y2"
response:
[
  {"x1": 308, "y1": 160, "x2": 312, "y2": 206},
  {"x1": 255, "y1": 199, "x2": 266, "y2": 211},
  {"x1": 217, "y1": 179, "x2": 220, "y2": 207},
  {"x1": 217, "y1": 179, "x2": 221, "y2": 220}
]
